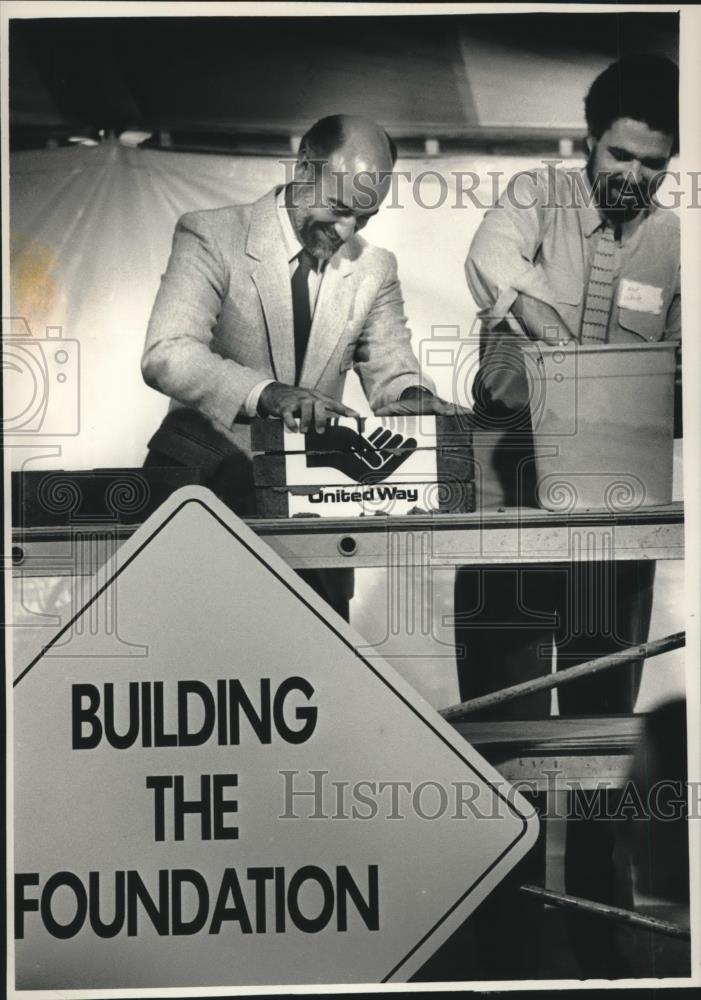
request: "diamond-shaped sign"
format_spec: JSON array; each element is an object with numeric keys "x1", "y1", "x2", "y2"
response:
[{"x1": 13, "y1": 487, "x2": 538, "y2": 990}]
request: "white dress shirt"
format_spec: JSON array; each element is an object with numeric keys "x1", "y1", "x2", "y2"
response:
[{"x1": 244, "y1": 188, "x2": 328, "y2": 417}]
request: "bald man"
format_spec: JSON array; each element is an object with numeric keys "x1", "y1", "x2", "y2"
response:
[{"x1": 142, "y1": 114, "x2": 454, "y2": 619}]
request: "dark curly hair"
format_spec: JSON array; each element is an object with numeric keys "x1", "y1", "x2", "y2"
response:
[{"x1": 584, "y1": 54, "x2": 679, "y2": 156}]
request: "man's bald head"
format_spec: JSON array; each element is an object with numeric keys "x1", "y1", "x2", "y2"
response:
[
  {"x1": 288, "y1": 115, "x2": 398, "y2": 261},
  {"x1": 299, "y1": 114, "x2": 397, "y2": 172}
]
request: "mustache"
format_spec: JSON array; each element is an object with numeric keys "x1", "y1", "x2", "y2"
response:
[
  {"x1": 586, "y1": 161, "x2": 653, "y2": 211},
  {"x1": 602, "y1": 176, "x2": 651, "y2": 210},
  {"x1": 316, "y1": 224, "x2": 342, "y2": 240},
  {"x1": 598, "y1": 178, "x2": 652, "y2": 216},
  {"x1": 302, "y1": 223, "x2": 344, "y2": 256}
]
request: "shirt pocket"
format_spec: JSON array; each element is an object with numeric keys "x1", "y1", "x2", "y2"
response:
[{"x1": 617, "y1": 306, "x2": 666, "y2": 342}]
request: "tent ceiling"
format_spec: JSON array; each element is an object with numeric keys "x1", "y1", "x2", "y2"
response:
[{"x1": 10, "y1": 12, "x2": 678, "y2": 148}]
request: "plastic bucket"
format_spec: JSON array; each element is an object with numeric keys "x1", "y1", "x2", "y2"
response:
[{"x1": 521, "y1": 341, "x2": 676, "y2": 512}]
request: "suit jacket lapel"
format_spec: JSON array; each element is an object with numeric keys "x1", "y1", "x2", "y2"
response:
[
  {"x1": 247, "y1": 192, "x2": 296, "y2": 385},
  {"x1": 299, "y1": 249, "x2": 355, "y2": 388}
]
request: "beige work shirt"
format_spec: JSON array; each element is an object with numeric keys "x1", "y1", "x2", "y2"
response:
[{"x1": 466, "y1": 166, "x2": 681, "y2": 343}]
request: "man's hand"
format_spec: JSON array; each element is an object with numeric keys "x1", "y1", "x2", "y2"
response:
[
  {"x1": 511, "y1": 293, "x2": 574, "y2": 344},
  {"x1": 374, "y1": 386, "x2": 471, "y2": 418},
  {"x1": 258, "y1": 382, "x2": 360, "y2": 432}
]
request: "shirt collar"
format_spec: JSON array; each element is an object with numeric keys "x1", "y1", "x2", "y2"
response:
[
  {"x1": 573, "y1": 168, "x2": 606, "y2": 238},
  {"x1": 276, "y1": 186, "x2": 304, "y2": 263},
  {"x1": 276, "y1": 186, "x2": 331, "y2": 271}
]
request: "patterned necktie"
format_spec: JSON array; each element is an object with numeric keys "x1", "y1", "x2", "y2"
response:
[
  {"x1": 291, "y1": 248, "x2": 317, "y2": 382},
  {"x1": 580, "y1": 223, "x2": 621, "y2": 343}
]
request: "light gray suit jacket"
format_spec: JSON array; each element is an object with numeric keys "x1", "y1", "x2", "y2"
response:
[{"x1": 142, "y1": 188, "x2": 431, "y2": 463}]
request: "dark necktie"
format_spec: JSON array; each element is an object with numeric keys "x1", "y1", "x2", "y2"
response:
[
  {"x1": 580, "y1": 223, "x2": 621, "y2": 343},
  {"x1": 291, "y1": 248, "x2": 317, "y2": 382}
]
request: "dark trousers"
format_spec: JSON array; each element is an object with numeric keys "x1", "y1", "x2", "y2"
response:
[
  {"x1": 454, "y1": 561, "x2": 654, "y2": 714},
  {"x1": 450, "y1": 559, "x2": 655, "y2": 978},
  {"x1": 143, "y1": 446, "x2": 352, "y2": 623}
]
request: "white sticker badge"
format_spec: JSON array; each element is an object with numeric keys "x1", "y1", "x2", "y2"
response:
[{"x1": 617, "y1": 278, "x2": 664, "y2": 315}]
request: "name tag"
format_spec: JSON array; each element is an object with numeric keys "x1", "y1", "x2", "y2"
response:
[{"x1": 617, "y1": 279, "x2": 663, "y2": 315}]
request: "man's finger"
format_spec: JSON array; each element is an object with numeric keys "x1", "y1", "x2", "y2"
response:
[
  {"x1": 316, "y1": 395, "x2": 360, "y2": 419},
  {"x1": 431, "y1": 400, "x2": 464, "y2": 416},
  {"x1": 281, "y1": 407, "x2": 299, "y2": 432},
  {"x1": 313, "y1": 399, "x2": 329, "y2": 435},
  {"x1": 299, "y1": 398, "x2": 314, "y2": 434},
  {"x1": 374, "y1": 401, "x2": 420, "y2": 416},
  {"x1": 414, "y1": 396, "x2": 470, "y2": 416},
  {"x1": 447, "y1": 402, "x2": 474, "y2": 417},
  {"x1": 375, "y1": 398, "x2": 473, "y2": 418}
]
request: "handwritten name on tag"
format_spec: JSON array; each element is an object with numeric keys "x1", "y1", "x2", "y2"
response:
[{"x1": 618, "y1": 279, "x2": 664, "y2": 315}]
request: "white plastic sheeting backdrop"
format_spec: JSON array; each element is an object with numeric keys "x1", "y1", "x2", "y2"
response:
[{"x1": 8, "y1": 139, "x2": 685, "y2": 708}]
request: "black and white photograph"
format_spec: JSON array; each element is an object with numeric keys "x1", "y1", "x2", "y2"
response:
[{"x1": 3, "y1": 1, "x2": 700, "y2": 994}]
